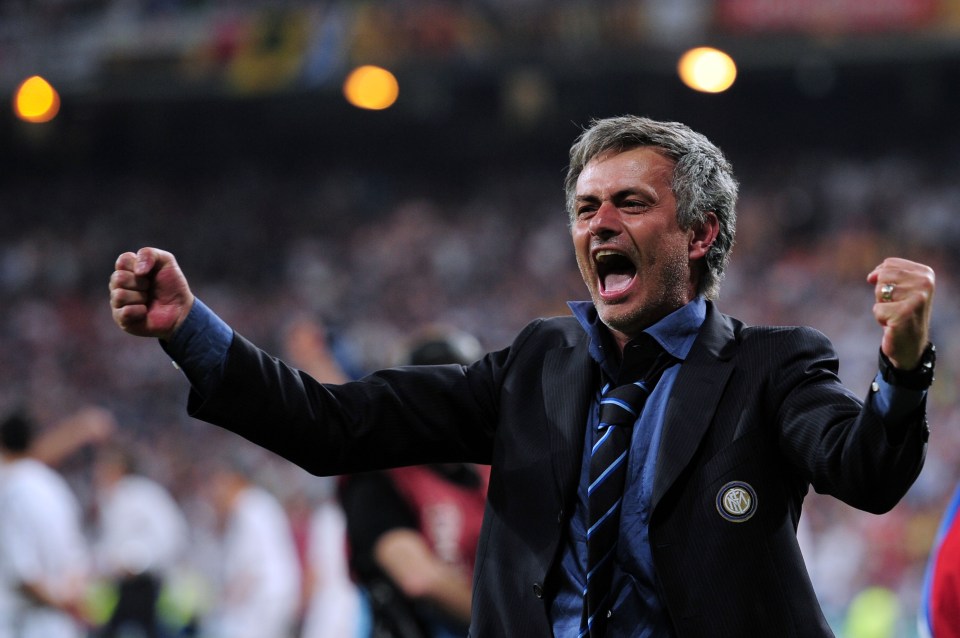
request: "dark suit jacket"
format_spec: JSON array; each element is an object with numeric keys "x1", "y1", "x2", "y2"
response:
[{"x1": 187, "y1": 302, "x2": 928, "y2": 637}]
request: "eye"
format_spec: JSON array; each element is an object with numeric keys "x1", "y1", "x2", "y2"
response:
[
  {"x1": 621, "y1": 199, "x2": 649, "y2": 212},
  {"x1": 576, "y1": 204, "x2": 597, "y2": 218}
]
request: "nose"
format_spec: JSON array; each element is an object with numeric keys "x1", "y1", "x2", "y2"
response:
[{"x1": 588, "y1": 201, "x2": 621, "y2": 239}]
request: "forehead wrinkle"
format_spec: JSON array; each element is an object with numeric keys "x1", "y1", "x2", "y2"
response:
[{"x1": 578, "y1": 151, "x2": 674, "y2": 196}]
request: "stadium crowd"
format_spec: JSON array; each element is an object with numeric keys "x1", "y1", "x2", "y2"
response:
[{"x1": 1, "y1": 139, "x2": 959, "y2": 636}]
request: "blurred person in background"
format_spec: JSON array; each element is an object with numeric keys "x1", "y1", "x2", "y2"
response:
[
  {"x1": 201, "y1": 455, "x2": 302, "y2": 638},
  {"x1": 109, "y1": 115, "x2": 936, "y2": 637},
  {"x1": 0, "y1": 410, "x2": 91, "y2": 638},
  {"x1": 92, "y1": 442, "x2": 190, "y2": 638},
  {"x1": 284, "y1": 317, "x2": 488, "y2": 637},
  {"x1": 339, "y1": 327, "x2": 489, "y2": 638},
  {"x1": 298, "y1": 478, "x2": 363, "y2": 638},
  {"x1": 29, "y1": 406, "x2": 116, "y2": 469},
  {"x1": 282, "y1": 318, "x2": 365, "y2": 638},
  {"x1": 920, "y1": 481, "x2": 960, "y2": 638}
]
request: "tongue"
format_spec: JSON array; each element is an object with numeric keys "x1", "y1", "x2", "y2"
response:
[{"x1": 603, "y1": 272, "x2": 633, "y2": 294}]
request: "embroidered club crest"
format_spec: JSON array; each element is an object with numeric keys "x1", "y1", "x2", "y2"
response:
[{"x1": 716, "y1": 481, "x2": 757, "y2": 522}]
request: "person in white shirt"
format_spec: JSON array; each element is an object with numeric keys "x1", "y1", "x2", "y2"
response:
[
  {"x1": 300, "y1": 485, "x2": 364, "y2": 638},
  {"x1": 0, "y1": 411, "x2": 90, "y2": 638},
  {"x1": 202, "y1": 456, "x2": 302, "y2": 638},
  {"x1": 93, "y1": 444, "x2": 190, "y2": 638}
]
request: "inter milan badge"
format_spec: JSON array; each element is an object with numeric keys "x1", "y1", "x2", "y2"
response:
[{"x1": 716, "y1": 481, "x2": 757, "y2": 523}]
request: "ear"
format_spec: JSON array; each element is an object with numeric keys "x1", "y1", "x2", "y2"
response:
[{"x1": 688, "y1": 211, "x2": 720, "y2": 260}]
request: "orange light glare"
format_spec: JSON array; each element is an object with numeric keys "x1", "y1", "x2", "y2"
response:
[
  {"x1": 677, "y1": 48, "x2": 737, "y2": 94},
  {"x1": 14, "y1": 75, "x2": 61, "y2": 123},
  {"x1": 343, "y1": 65, "x2": 399, "y2": 111}
]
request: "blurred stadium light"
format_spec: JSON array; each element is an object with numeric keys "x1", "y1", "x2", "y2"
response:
[
  {"x1": 13, "y1": 75, "x2": 60, "y2": 123},
  {"x1": 677, "y1": 47, "x2": 738, "y2": 93},
  {"x1": 342, "y1": 65, "x2": 399, "y2": 110}
]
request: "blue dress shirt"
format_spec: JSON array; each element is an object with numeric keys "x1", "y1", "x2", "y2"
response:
[{"x1": 549, "y1": 299, "x2": 705, "y2": 638}]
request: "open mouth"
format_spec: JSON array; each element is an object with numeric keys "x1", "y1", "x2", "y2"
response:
[{"x1": 596, "y1": 250, "x2": 637, "y2": 295}]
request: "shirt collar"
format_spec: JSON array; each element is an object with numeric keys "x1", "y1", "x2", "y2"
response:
[{"x1": 568, "y1": 298, "x2": 706, "y2": 375}]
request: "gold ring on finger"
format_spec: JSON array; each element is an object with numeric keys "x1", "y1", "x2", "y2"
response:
[{"x1": 880, "y1": 283, "x2": 895, "y2": 302}]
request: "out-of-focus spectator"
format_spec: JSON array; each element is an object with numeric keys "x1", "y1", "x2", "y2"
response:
[
  {"x1": 92, "y1": 442, "x2": 191, "y2": 638},
  {"x1": 282, "y1": 318, "x2": 365, "y2": 638},
  {"x1": 338, "y1": 327, "x2": 488, "y2": 638},
  {"x1": 299, "y1": 479, "x2": 365, "y2": 638},
  {"x1": 919, "y1": 482, "x2": 960, "y2": 638},
  {"x1": 201, "y1": 455, "x2": 302, "y2": 638},
  {"x1": 30, "y1": 406, "x2": 116, "y2": 468},
  {"x1": 0, "y1": 410, "x2": 90, "y2": 638}
]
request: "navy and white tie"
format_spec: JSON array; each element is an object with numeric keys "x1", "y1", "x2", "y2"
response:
[{"x1": 582, "y1": 338, "x2": 675, "y2": 637}]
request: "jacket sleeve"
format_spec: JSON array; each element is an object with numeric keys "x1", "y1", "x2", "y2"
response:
[
  {"x1": 771, "y1": 326, "x2": 928, "y2": 514},
  {"x1": 184, "y1": 318, "x2": 548, "y2": 476}
]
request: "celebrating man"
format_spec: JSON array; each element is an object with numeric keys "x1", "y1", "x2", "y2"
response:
[{"x1": 109, "y1": 115, "x2": 935, "y2": 637}]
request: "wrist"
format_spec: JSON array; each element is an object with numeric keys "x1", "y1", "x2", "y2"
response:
[
  {"x1": 157, "y1": 295, "x2": 196, "y2": 343},
  {"x1": 879, "y1": 342, "x2": 936, "y2": 391},
  {"x1": 165, "y1": 294, "x2": 196, "y2": 341}
]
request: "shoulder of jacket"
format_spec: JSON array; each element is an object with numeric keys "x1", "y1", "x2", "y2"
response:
[
  {"x1": 739, "y1": 323, "x2": 830, "y2": 343},
  {"x1": 706, "y1": 306, "x2": 831, "y2": 352},
  {"x1": 515, "y1": 315, "x2": 586, "y2": 346}
]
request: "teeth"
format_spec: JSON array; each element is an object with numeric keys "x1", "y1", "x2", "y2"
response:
[{"x1": 595, "y1": 250, "x2": 622, "y2": 262}]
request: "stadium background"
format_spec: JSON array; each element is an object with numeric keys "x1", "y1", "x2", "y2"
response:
[{"x1": 3, "y1": 0, "x2": 960, "y2": 635}]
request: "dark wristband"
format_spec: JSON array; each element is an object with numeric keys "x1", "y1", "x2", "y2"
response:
[{"x1": 878, "y1": 342, "x2": 936, "y2": 391}]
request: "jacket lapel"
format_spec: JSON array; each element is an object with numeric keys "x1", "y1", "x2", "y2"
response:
[
  {"x1": 652, "y1": 303, "x2": 737, "y2": 510},
  {"x1": 543, "y1": 336, "x2": 596, "y2": 503}
]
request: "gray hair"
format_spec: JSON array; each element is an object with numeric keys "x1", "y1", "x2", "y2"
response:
[{"x1": 564, "y1": 115, "x2": 738, "y2": 300}]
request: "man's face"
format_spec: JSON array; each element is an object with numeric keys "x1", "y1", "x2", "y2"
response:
[{"x1": 572, "y1": 146, "x2": 699, "y2": 348}]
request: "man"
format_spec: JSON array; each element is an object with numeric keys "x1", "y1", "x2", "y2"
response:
[
  {"x1": 339, "y1": 329, "x2": 489, "y2": 638},
  {"x1": 201, "y1": 456, "x2": 302, "y2": 638},
  {"x1": 109, "y1": 115, "x2": 935, "y2": 637},
  {"x1": 919, "y1": 481, "x2": 960, "y2": 637},
  {"x1": 0, "y1": 412, "x2": 90, "y2": 638},
  {"x1": 92, "y1": 444, "x2": 190, "y2": 638}
]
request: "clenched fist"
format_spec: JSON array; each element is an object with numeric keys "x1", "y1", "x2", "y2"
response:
[
  {"x1": 867, "y1": 257, "x2": 935, "y2": 371},
  {"x1": 109, "y1": 247, "x2": 194, "y2": 340}
]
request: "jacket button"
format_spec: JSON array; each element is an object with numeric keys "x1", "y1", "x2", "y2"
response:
[
  {"x1": 533, "y1": 583, "x2": 544, "y2": 599},
  {"x1": 557, "y1": 509, "x2": 564, "y2": 524}
]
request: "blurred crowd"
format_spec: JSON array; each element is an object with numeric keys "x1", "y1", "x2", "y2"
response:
[
  {"x1": 4, "y1": 0, "x2": 956, "y2": 110},
  {"x1": 1, "y1": 139, "x2": 960, "y2": 637}
]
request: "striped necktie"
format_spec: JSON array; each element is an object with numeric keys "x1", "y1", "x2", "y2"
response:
[{"x1": 582, "y1": 336, "x2": 675, "y2": 637}]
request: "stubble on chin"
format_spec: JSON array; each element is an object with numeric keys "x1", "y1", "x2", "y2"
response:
[{"x1": 598, "y1": 255, "x2": 691, "y2": 339}]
